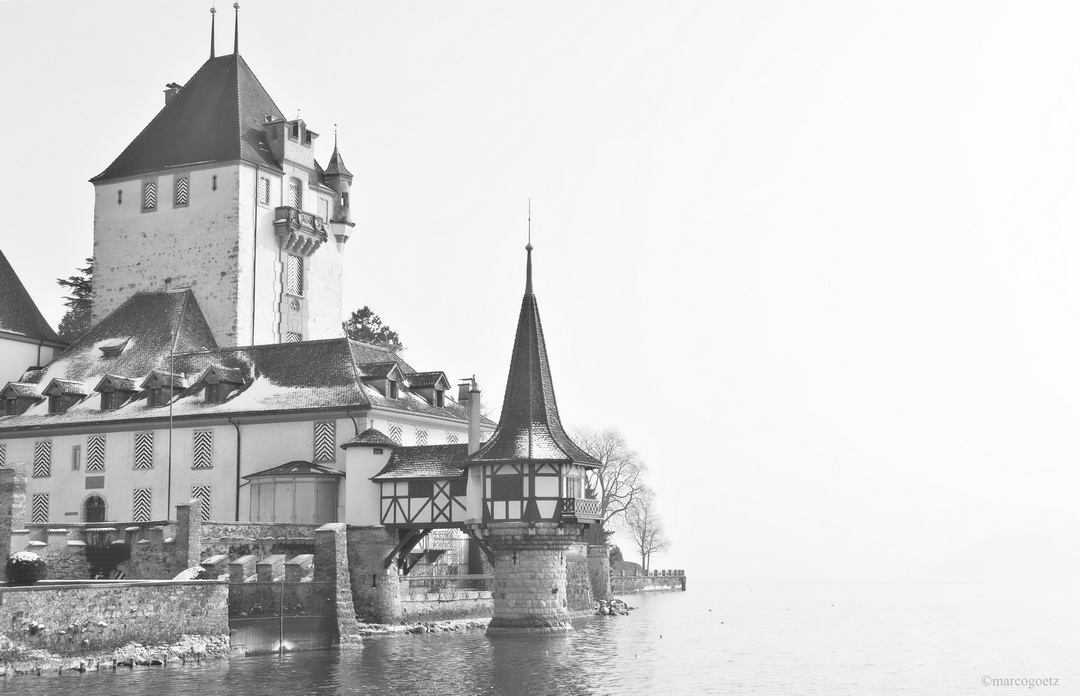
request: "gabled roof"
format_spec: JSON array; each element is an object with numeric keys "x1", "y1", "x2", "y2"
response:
[
  {"x1": 94, "y1": 374, "x2": 139, "y2": 393},
  {"x1": 359, "y1": 362, "x2": 403, "y2": 380},
  {"x1": 342, "y1": 428, "x2": 398, "y2": 448},
  {"x1": 469, "y1": 247, "x2": 599, "y2": 466},
  {"x1": 0, "y1": 383, "x2": 44, "y2": 401},
  {"x1": 91, "y1": 53, "x2": 286, "y2": 182},
  {"x1": 243, "y1": 460, "x2": 344, "y2": 479},
  {"x1": 42, "y1": 379, "x2": 89, "y2": 397},
  {"x1": 141, "y1": 370, "x2": 188, "y2": 390},
  {"x1": 373, "y1": 444, "x2": 470, "y2": 480},
  {"x1": 406, "y1": 371, "x2": 451, "y2": 390},
  {"x1": 195, "y1": 365, "x2": 245, "y2": 386},
  {"x1": 0, "y1": 250, "x2": 63, "y2": 345}
]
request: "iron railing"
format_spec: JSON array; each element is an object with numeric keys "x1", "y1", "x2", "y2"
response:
[{"x1": 402, "y1": 573, "x2": 493, "y2": 592}]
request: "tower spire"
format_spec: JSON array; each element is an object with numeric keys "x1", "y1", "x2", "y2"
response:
[
  {"x1": 525, "y1": 200, "x2": 533, "y2": 295},
  {"x1": 233, "y1": 2, "x2": 239, "y2": 55},
  {"x1": 209, "y1": 6, "x2": 216, "y2": 58}
]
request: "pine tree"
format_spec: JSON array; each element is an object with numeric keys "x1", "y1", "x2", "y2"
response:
[
  {"x1": 342, "y1": 306, "x2": 404, "y2": 352},
  {"x1": 57, "y1": 257, "x2": 94, "y2": 341}
]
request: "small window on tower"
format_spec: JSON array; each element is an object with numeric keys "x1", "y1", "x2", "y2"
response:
[
  {"x1": 174, "y1": 175, "x2": 190, "y2": 207},
  {"x1": 286, "y1": 254, "x2": 303, "y2": 296},
  {"x1": 142, "y1": 180, "x2": 157, "y2": 211},
  {"x1": 258, "y1": 176, "x2": 270, "y2": 205}
]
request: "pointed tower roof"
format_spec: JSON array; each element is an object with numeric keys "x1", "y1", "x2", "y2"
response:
[
  {"x1": 324, "y1": 142, "x2": 352, "y2": 179},
  {"x1": 91, "y1": 53, "x2": 286, "y2": 182},
  {"x1": 0, "y1": 250, "x2": 64, "y2": 345},
  {"x1": 469, "y1": 245, "x2": 599, "y2": 466}
]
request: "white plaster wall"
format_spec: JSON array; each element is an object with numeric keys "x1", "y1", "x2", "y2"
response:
[
  {"x1": 0, "y1": 337, "x2": 60, "y2": 384},
  {"x1": 343, "y1": 446, "x2": 391, "y2": 526},
  {"x1": 92, "y1": 165, "x2": 243, "y2": 347}
]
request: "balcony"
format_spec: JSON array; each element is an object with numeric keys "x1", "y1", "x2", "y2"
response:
[
  {"x1": 274, "y1": 206, "x2": 327, "y2": 256},
  {"x1": 560, "y1": 497, "x2": 601, "y2": 522}
]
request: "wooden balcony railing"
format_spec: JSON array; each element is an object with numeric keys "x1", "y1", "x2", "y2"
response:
[{"x1": 560, "y1": 497, "x2": 601, "y2": 520}]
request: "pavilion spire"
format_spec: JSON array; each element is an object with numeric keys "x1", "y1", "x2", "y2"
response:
[
  {"x1": 209, "y1": 6, "x2": 216, "y2": 58},
  {"x1": 233, "y1": 2, "x2": 239, "y2": 55}
]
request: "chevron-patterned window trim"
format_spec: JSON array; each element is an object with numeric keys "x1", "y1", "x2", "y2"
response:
[
  {"x1": 174, "y1": 176, "x2": 189, "y2": 206},
  {"x1": 192, "y1": 430, "x2": 213, "y2": 469},
  {"x1": 132, "y1": 488, "x2": 152, "y2": 522},
  {"x1": 288, "y1": 177, "x2": 302, "y2": 209},
  {"x1": 31, "y1": 493, "x2": 48, "y2": 524},
  {"x1": 143, "y1": 181, "x2": 157, "y2": 210},
  {"x1": 286, "y1": 254, "x2": 303, "y2": 296},
  {"x1": 191, "y1": 484, "x2": 212, "y2": 522},
  {"x1": 286, "y1": 331, "x2": 302, "y2": 343},
  {"x1": 313, "y1": 421, "x2": 336, "y2": 462},
  {"x1": 134, "y1": 432, "x2": 154, "y2": 469},
  {"x1": 258, "y1": 176, "x2": 270, "y2": 205},
  {"x1": 0, "y1": 443, "x2": 5, "y2": 467},
  {"x1": 446, "y1": 433, "x2": 459, "y2": 445},
  {"x1": 388, "y1": 423, "x2": 403, "y2": 445},
  {"x1": 86, "y1": 435, "x2": 106, "y2": 472},
  {"x1": 33, "y1": 440, "x2": 51, "y2": 478},
  {"x1": 415, "y1": 429, "x2": 428, "y2": 446}
]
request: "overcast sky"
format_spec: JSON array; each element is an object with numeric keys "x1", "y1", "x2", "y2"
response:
[{"x1": 2, "y1": 1, "x2": 1078, "y2": 582}]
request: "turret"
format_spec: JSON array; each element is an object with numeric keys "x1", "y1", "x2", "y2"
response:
[{"x1": 324, "y1": 136, "x2": 355, "y2": 244}]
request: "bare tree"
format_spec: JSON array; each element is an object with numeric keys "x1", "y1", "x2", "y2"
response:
[
  {"x1": 572, "y1": 427, "x2": 647, "y2": 529},
  {"x1": 625, "y1": 488, "x2": 669, "y2": 572}
]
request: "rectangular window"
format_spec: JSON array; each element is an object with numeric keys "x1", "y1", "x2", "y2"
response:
[
  {"x1": 174, "y1": 175, "x2": 189, "y2": 206},
  {"x1": 388, "y1": 423, "x2": 403, "y2": 445},
  {"x1": 286, "y1": 331, "x2": 302, "y2": 343},
  {"x1": 31, "y1": 493, "x2": 49, "y2": 524},
  {"x1": 192, "y1": 484, "x2": 212, "y2": 522},
  {"x1": 373, "y1": 448, "x2": 383, "y2": 455},
  {"x1": 0, "y1": 443, "x2": 5, "y2": 467},
  {"x1": 4, "y1": 400, "x2": 15, "y2": 416},
  {"x1": 143, "y1": 180, "x2": 157, "y2": 210},
  {"x1": 313, "y1": 421, "x2": 336, "y2": 462},
  {"x1": 72, "y1": 445, "x2": 81, "y2": 471},
  {"x1": 319, "y1": 198, "x2": 329, "y2": 222},
  {"x1": 134, "y1": 432, "x2": 154, "y2": 469},
  {"x1": 132, "y1": 487, "x2": 152, "y2": 522},
  {"x1": 415, "y1": 429, "x2": 428, "y2": 446},
  {"x1": 258, "y1": 176, "x2": 270, "y2": 205},
  {"x1": 288, "y1": 178, "x2": 302, "y2": 208},
  {"x1": 490, "y1": 474, "x2": 523, "y2": 500},
  {"x1": 33, "y1": 440, "x2": 51, "y2": 478},
  {"x1": 408, "y1": 480, "x2": 434, "y2": 498},
  {"x1": 86, "y1": 434, "x2": 106, "y2": 472},
  {"x1": 193, "y1": 430, "x2": 213, "y2": 469},
  {"x1": 286, "y1": 254, "x2": 303, "y2": 296}
]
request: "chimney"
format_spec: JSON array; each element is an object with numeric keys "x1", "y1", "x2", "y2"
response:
[
  {"x1": 164, "y1": 82, "x2": 183, "y2": 105},
  {"x1": 460, "y1": 377, "x2": 482, "y2": 454}
]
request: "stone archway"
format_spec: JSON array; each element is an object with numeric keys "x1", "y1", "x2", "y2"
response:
[{"x1": 83, "y1": 494, "x2": 106, "y2": 523}]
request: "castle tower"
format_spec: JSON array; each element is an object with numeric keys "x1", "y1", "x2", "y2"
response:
[
  {"x1": 468, "y1": 243, "x2": 602, "y2": 634},
  {"x1": 89, "y1": 26, "x2": 353, "y2": 348}
]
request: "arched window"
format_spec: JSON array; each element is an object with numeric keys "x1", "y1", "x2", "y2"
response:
[{"x1": 84, "y1": 495, "x2": 106, "y2": 523}]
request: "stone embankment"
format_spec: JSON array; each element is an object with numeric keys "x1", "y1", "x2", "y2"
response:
[
  {"x1": 0, "y1": 633, "x2": 229, "y2": 677},
  {"x1": 355, "y1": 617, "x2": 490, "y2": 636}
]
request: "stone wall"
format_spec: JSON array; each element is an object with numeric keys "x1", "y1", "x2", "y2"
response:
[
  {"x1": 313, "y1": 523, "x2": 360, "y2": 645},
  {"x1": 0, "y1": 580, "x2": 228, "y2": 656},
  {"x1": 199, "y1": 522, "x2": 316, "y2": 560},
  {"x1": 566, "y1": 545, "x2": 593, "y2": 614},
  {"x1": 346, "y1": 526, "x2": 401, "y2": 623},
  {"x1": 611, "y1": 569, "x2": 687, "y2": 594},
  {"x1": 400, "y1": 589, "x2": 492, "y2": 622},
  {"x1": 587, "y1": 545, "x2": 612, "y2": 601}
]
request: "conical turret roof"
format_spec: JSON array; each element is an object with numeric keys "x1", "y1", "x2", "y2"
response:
[{"x1": 469, "y1": 245, "x2": 599, "y2": 466}]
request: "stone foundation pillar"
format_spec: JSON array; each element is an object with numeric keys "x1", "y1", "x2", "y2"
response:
[
  {"x1": 315, "y1": 523, "x2": 362, "y2": 646},
  {"x1": 587, "y1": 544, "x2": 612, "y2": 601},
  {"x1": 345, "y1": 526, "x2": 402, "y2": 624},
  {"x1": 0, "y1": 465, "x2": 27, "y2": 577},
  {"x1": 483, "y1": 521, "x2": 583, "y2": 634}
]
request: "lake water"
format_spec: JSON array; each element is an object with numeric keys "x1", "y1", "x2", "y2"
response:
[{"x1": 10, "y1": 580, "x2": 1078, "y2": 695}]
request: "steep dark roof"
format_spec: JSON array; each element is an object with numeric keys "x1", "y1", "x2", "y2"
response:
[
  {"x1": 94, "y1": 375, "x2": 139, "y2": 392},
  {"x1": 407, "y1": 371, "x2": 449, "y2": 389},
  {"x1": 469, "y1": 248, "x2": 599, "y2": 466},
  {"x1": 324, "y1": 145, "x2": 352, "y2": 178},
  {"x1": 244, "y1": 460, "x2": 344, "y2": 479},
  {"x1": 43, "y1": 379, "x2": 89, "y2": 397},
  {"x1": 359, "y1": 362, "x2": 402, "y2": 379},
  {"x1": 1, "y1": 383, "x2": 44, "y2": 400},
  {"x1": 0, "y1": 250, "x2": 63, "y2": 345},
  {"x1": 342, "y1": 428, "x2": 398, "y2": 448},
  {"x1": 373, "y1": 444, "x2": 470, "y2": 480},
  {"x1": 91, "y1": 54, "x2": 286, "y2": 182}
]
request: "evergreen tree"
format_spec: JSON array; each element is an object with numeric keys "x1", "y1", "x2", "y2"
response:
[
  {"x1": 57, "y1": 257, "x2": 94, "y2": 341},
  {"x1": 342, "y1": 306, "x2": 404, "y2": 352}
]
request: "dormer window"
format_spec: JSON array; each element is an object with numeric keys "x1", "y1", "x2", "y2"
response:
[
  {"x1": 197, "y1": 366, "x2": 244, "y2": 404},
  {"x1": 148, "y1": 388, "x2": 166, "y2": 408},
  {"x1": 290, "y1": 122, "x2": 300, "y2": 140},
  {"x1": 94, "y1": 375, "x2": 138, "y2": 411},
  {"x1": 4, "y1": 398, "x2": 17, "y2": 416},
  {"x1": 140, "y1": 371, "x2": 186, "y2": 408},
  {"x1": 42, "y1": 379, "x2": 89, "y2": 415},
  {"x1": 99, "y1": 338, "x2": 129, "y2": 359},
  {"x1": 435, "y1": 389, "x2": 445, "y2": 407},
  {"x1": 388, "y1": 379, "x2": 399, "y2": 399},
  {"x1": 0, "y1": 382, "x2": 45, "y2": 416}
]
